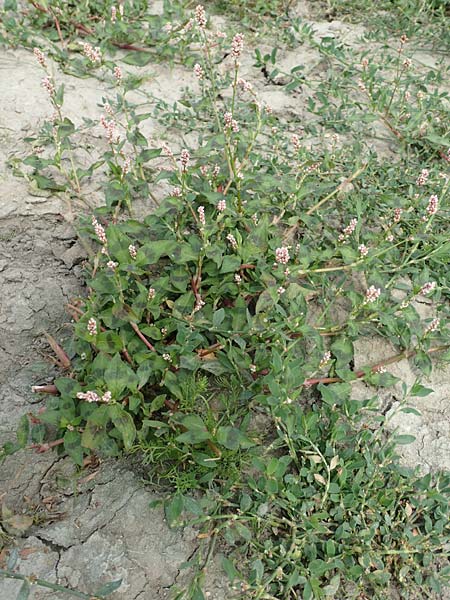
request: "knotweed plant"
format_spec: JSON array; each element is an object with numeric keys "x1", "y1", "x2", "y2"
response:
[{"x1": 2, "y1": 4, "x2": 450, "y2": 600}]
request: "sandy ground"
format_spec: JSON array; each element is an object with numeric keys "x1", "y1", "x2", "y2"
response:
[{"x1": 0, "y1": 6, "x2": 449, "y2": 599}]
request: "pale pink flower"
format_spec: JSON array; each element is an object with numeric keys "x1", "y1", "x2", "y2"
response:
[
  {"x1": 212, "y1": 164, "x2": 220, "y2": 178},
  {"x1": 250, "y1": 364, "x2": 257, "y2": 373},
  {"x1": 101, "y1": 391, "x2": 112, "y2": 403},
  {"x1": 365, "y1": 286, "x2": 381, "y2": 303},
  {"x1": 180, "y1": 148, "x2": 190, "y2": 171},
  {"x1": 358, "y1": 244, "x2": 369, "y2": 257},
  {"x1": 227, "y1": 233, "x2": 238, "y2": 249},
  {"x1": 426, "y1": 194, "x2": 438, "y2": 216},
  {"x1": 194, "y1": 4, "x2": 207, "y2": 29},
  {"x1": 33, "y1": 47, "x2": 46, "y2": 67},
  {"x1": 41, "y1": 76, "x2": 55, "y2": 96},
  {"x1": 113, "y1": 66, "x2": 122, "y2": 81},
  {"x1": 419, "y1": 281, "x2": 436, "y2": 295},
  {"x1": 374, "y1": 365, "x2": 387, "y2": 374},
  {"x1": 217, "y1": 199, "x2": 226, "y2": 212},
  {"x1": 403, "y1": 58, "x2": 412, "y2": 69},
  {"x1": 338, "y1": 218, "x2": 357, "y2": 242},
  {"x1": 277, "y1": 286, "x2": 286, "y2": 295},
  {"x1": 275, "y1": 247, "x2": 290, "y2": 265},
  {"x1": 231, "y1": 33, "x2": 244, "y2": 60},
  {"x1": 361, "y1": 58, "x2": 369, "y2": 69},
  {"x1": 291, "y1": 134, "x2": 301, "y2": 151},
  {"x1": 83, "y1": 42, "x2": 101, "y2": 63},
  {"x1": 87, "y1": 317, "x2": 98, "y2": 336},
  {"x1": 92, "y1": 216, "x2": 107, "y2": 244},
  {"x1": 111, "y1": 6, "x2": 117, "y2": 22},
  {"x1": 393, "y1": 208, "x2": 403, "y2": 223},
  {"x1": 162, "y1": 353, "x2": 172, "y2": 362},
  {"x1": 194, "y1": 299, "x2": 205, "y2": 312},
  {"x1": 234, "y1": 274, "x2": 242, "y2": 284},
  {"x1": 197, "y1": 205, "x2": 206, "y2": 226},
  {"x1": 193, "y1": 63, "x2": 204, "y2": 79},
  {"x1": 163, "y1": 22, "x2": 173, "y2": 33},
  {"x1": 122, "y1": 156, "x2": 131, "y2": 176},
  {"x1": 319, "y1": 351, "x2": 332, "y2": 368},
  {"x1": 77, "y1": 390, "x2": 101, "y2": 403},
  {"x1": 148, "y1": 288, "x2": 156, "y2": 300},
  {"x1": 172, "y1": 186, "x2": 182, "y2": 197},
  {"x1": 238, "y1": 78, "x2": 253, "y2": 92},
  {"x1": 107, "y1": 260, "x2": 118, "y2": 270},
  {"x1": 416, "y1": 169, "x2": 429, "y2": 186},
  {"x1": 425, "y1": 317, "x2": 440, "y2": 334},
  {"x1": 129, "y1": 244, "x2": 137, "y2": 259}
]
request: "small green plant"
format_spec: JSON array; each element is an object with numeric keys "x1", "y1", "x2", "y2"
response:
[
  {"x1": 1, "y1": 551, "x2": 121, "y2": 599},
  {"x1": 3, "y1": 3, "x2": 450, "y2": 599}
]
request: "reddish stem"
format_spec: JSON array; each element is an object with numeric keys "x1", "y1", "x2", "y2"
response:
[
  {"x1": 32, "y1": 384, "x2": 59, "y2": 395},
  {"x1": 130, "y1": 322, "x2": 156, "y2": 352},
  {"x1": 30, "y1": 438, "x2": 64, "y2": 453}
]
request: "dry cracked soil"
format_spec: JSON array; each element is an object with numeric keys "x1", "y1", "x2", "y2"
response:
[{"x1": 0, "y1": 4, "x2": 450, "y2": 599}]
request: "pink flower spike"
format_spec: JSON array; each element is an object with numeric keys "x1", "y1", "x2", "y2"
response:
[
  {"x1": 275, "y1": 247, "x2": 290, "y2": 265},
  {"x1": 87, "y1": 318, "x2": 98, "y2": 336}
]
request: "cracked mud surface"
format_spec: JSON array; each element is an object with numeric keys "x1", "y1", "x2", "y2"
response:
[{"x1": 1, "y1": 4, "x2": 450, "y2": 599}]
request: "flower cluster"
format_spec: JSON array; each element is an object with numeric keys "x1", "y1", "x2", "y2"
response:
[
  {"x1": 193, "y1": 64, "x2": 204, "y2": 79},
  {"x1": 319, "y1": 351, "x2": 332, "y2": 368},
  {"x1": 197, "y1": 205, "x2": 206, "y2": 226},
  {"x1": 275, "y1": 247, "x2": 290, "y2": 265},
  {"x1": 416, "y1": 169, "x2": 429, "y2": 186},
  {"x1": 100, "y1": 115, "x2": 119, "y2": 144},
  {"x1": 87, "y1": 317, "x2": 98, "y2": 336},
  {"x1": 76, "y1": 390, "x2": 112, "y2": 403},
  {"x1": 227, "y1": 233, "x2": 238, "y2": 249},
  {"x1": 41, "y1": 76, "x2": 55, "y2": 97},
  {"x1": 425, "y1": 317, "x2": 440, "y2": 334},
  {"x1": 33, "y1": 47, "x2": 46, "y2": 67},
  {"x1": 92, "y1": 216, "x2": 107, "y2": 244},
  {"x1": 231, "y1": 33, "x2": 244, "y2": 60},
  {"x1": 358, "y1": 244, "x2": 369, "y2": 257},
  {"x1": 419, "y1": 281, "x2": 436, "y2": 296},
  {"x1": 217, "y1": 199, "x2": 226, "y2": 212},
  {"x1": 338, "y1": 218, "x2": 357, "y2": 242},
  {"x1": 365, "y1": 286, "x2": 381, "y2": 303},
  {"x1": 129, "y1": 244, "x2": 137, "y2": 259},
  {"x1": 224, "y1": 111, "x2": 239, "y2": 133},
  {"x1": 425, "y1": 194, "x2": 438, "y2": 217},
  {"x1": 83, "y1": 43, "x2": 101, "y2": 63},
  {"x1": 194, "y1": 4, "x2": 206, "y2": 29},
  {"x1": 180, "y1": 149, "x2": 190, "y2": 171}
]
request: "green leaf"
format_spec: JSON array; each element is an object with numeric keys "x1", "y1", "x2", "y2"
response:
[
  {"x1": 142, "y1": 240, "x2": 178, "y2": 264},
  {"x1": 17, "y1": 580, "x2": 30, "y2": 600},
  {"x1": 212, "y1": 308, "x2": 225, "y2": 328},
  {"x1": 165, "y1": 495, "x2": 183, "y2": 527},
  {"x1": 216, "y1": 426, "x2": 254, "y2": 450},
  {"x1": 94, "y1": 579, "x2": 123, "y2": 597},
  {"x1": 16, "y1": 414, "x2": 29, "y2": 448},
  {"x1": 221, "y1": 556, "x2": 240, "y2": 582},
  {"x1": 109, "y1": 405, "x2": 137, "y2": 450},
  {"x1": 331, "y1": 337, "x2": 354, "y2": 367},
  {"x1": 64, "y1": 429, "x2": 84, "y2": 466},
  {"x1": 394, "y1": 434, "x2": 416, "y2": 445},
  {"x1": 410, "y1": 382, "x2": 434, "y2": 397},
  {"x1": 122, "y1": 51, "x2": 153, "y2": 66},
  {"x1": 104, "y1": 353, "x2": 139, "y2": 397},
  {"x1": 175, "y1": 413, "x2": 211, "y2": 444},
  {"x1": 220, "y1": 255, "x2": 241, "y2": 273}
]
